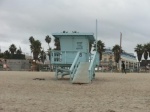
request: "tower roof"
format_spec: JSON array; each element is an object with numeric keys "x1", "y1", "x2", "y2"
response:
[{"x1": 52, "y1": 32, "x2": 95, "y2": 41}]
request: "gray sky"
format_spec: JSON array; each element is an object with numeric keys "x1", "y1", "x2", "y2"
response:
[{"x1": 0, "y1": 0, "x2": 150, "y2": 56}]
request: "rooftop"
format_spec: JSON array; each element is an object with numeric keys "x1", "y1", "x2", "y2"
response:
[
  {"x1": 52, "y1": 32, "x2": 95, "y2": 41},
  {"x1": 104, "y1": 48, "x2": 136, "y2": 59}
]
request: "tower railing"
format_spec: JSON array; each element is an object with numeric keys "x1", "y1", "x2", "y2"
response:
[
  {"x1": 88, "y1": 51, "x2": 98, "y2": 81},
  {"x1": 69, "y1": 51, "x2": 81, "y2": 80},
  {"x1": 51, "y1": 50, "x2": 78, "y2": 64}
]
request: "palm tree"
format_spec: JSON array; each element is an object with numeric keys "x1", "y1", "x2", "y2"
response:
[
  {"x1": 45, "y1": 35, "x2": 51, "y2": 59},
  {"x1": 89, "y1": 41, "x2": 93, "y2": 53},
  {"x1": 29, "y1": 37, "x2": 42, "y2": 61},
  {"x1": 112, "y1": 44, "x2": 121, "y2": 70},
  {"x1": 93, "y1": 40, "x2": 105, "y2": 71},
  {"x1": 45, "y1": 35, "x2": 51, "y2": 48},
  {"x1": 134, "y1": 44, "x2": 144, "y2": 72},
  {"x1": 93, "y1": 40, "x2": 105, "y2": 60},
  {"x1": 143, "y1": 44, "x2": 149, "y2": 71},
  {"x1": 45, "y1": 35, "x2": 52, "y2": 71},
  {"x1": 4, "y1": 50, "x2": 10, "y2": 59},
  {"x1": 39, "y1": 50, "x2": 46, "y2": 64},
  {"x1": 0, "y1": 53, "x2": 3, "y2": 58},
  {"x1": 9, "y1": 44, "x2": 17, "y2": 55},
  {"x1": 29, "y1": 36, "x2": 35, "y2": 44},
  {"x1": 146, "y1": 42, "x2": 150, "y2": 58},
  {"x1": 16, "y1": 47, "x2": 22, "y2": 55},
  {"x1": 54, "y1": 37, "x2": 60, "y2": 50}
]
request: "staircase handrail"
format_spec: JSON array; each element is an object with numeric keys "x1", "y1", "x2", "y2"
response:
[
  {"x1": 88, "y1": 51, "x2": 97, "y2": 81},
  {"x1": 69, "y1": 51, "x2": 81, "y2": 80}
]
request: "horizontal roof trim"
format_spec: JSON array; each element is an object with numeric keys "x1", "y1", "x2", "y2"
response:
[{"x1": 52, "y1": 32, "x2": 95, "y2": 41}]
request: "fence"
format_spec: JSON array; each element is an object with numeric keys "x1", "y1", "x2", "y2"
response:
[{"x1": 6, "y1": 59, "x2": 30, "y2": 71}]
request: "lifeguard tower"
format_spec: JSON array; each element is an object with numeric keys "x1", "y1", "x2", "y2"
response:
[{"x1": 51, "y1": 32, "x2": 99, "y2": 84}]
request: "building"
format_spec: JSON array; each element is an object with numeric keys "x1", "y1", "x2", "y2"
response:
[{"x1": 101, "y1": 48, "x2": 138, "y2": 71}]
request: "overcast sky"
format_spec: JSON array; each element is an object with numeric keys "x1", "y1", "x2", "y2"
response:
[{"x1": 0, "y1": 0, "x2": 150, "y2": 56}]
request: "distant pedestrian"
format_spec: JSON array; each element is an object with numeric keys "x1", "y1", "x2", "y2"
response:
[
  {"x1": 121, "y1": 61, "x2": 126, "y2": 74},
  {"x1": 3, "y1": 59, "x2": 10, "y2": 71},
  {"x1": 3, "y1": 63, "x2": 7, "y2": 70}
]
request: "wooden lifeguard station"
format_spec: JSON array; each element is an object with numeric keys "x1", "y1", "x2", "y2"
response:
[{"x1": 51, "y1": 32, "x2": 99, "y2": 83}]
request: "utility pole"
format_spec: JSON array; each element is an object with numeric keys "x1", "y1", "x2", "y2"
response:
[
  {"x1": 96, "y1": 19, "x2": 98, "y2": 51},
  {"x1": 96, "y1": 19, "x2": 98, "y2": 70},
  {"x1": 120, "y1": 32, "x2": 122, "y2": 56},
  {"x1": 119, "y1": 32, "x2": 122, "y2": 70},
  {"x1": 0, "y1": 46, "x2": 1, "y2": 53},
  {"x1": 42, "y1": 48, "x2": 44, "y2": 65}
]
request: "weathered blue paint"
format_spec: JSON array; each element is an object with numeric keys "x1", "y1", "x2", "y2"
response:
[
  {"x1": 51, "y1": 32, "x2": 100, "y2": 83},
  {"x1": 51, "y1": 33, "x2": 95, "y2": 65}
]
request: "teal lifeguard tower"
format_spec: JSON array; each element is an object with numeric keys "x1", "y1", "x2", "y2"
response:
[{"x1": 51, "y1": 32, "x2": 99, "y2": 84}]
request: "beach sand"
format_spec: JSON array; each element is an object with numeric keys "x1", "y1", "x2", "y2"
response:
[{"x1": 0, "y1": 71, "x2": 150, "y2": 112}]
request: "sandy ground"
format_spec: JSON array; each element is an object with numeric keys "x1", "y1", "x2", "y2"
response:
[{"x1": 0, "y1": 71, "x2": 150, "y2": 112}]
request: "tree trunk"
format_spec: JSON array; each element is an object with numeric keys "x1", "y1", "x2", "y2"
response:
[
  {"x1": 48, "y1": 54, "x2": 52, "y2": 71},
  {"x1": 145, "y1": 60, "x2": 147, "y2": 72},
  {"x1": 138, "y1": 62, "x2": 140, "y2": 73},
  {"x1": 115, "y1": 62, "x2": 118, "y2": 71}
]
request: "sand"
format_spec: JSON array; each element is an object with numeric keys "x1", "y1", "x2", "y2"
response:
[{"x1": 0, "y1": 71, "x2": 150, "y2": 112}]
